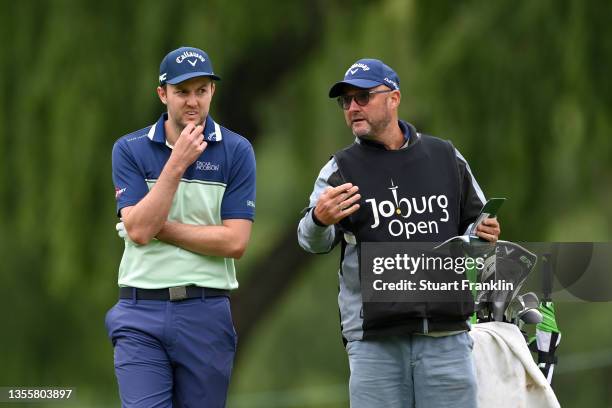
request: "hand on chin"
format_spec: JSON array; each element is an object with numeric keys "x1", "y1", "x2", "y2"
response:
[{"x1": 183, "y1": 115, "x2": 203, "y2": 127}]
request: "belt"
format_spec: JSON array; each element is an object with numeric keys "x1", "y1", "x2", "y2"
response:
[{"x1": 119, "y1": 286, "x2": 230, "y2": 301}]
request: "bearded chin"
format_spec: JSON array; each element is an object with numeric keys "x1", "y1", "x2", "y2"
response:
[
  {"x1": 354, "y1": 115, "x2": 392, "y2": 139},
  {"x1": 352, "y1": 124, "x2": 372, "y2": 138},
  {"x1": 172, "y1": 118, "x2": 193, "y2": 138},
  {"x1": 174, "y1": 115, "x2": 204, "y2": 132}
]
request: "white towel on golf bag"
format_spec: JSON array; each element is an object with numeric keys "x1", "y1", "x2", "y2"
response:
[{"x1": 470, "y1": 322, "x2": 560, "y2": 408}]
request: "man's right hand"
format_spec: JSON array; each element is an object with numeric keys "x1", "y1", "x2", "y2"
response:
[
  {"x1": 313, "y1": 183, "x2": 361, "y2": 226},
  {"x1": 168, "y1": 123, "x2": 207, "y2": 172}
]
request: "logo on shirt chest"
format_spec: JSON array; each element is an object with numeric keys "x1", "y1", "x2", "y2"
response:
[{"x1": 196, "y1": 161, "x2": 220, "y2": 171}]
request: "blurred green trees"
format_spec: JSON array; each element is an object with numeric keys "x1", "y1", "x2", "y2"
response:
[{"x1": 1, "y1": 0, "x2": 611, "y2": 406}]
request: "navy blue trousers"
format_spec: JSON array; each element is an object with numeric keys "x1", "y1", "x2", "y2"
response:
[{"x1": 105, "y1": 296, "x2": 237, "y2": 408}]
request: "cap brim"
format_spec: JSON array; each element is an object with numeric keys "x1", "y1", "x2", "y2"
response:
[
  {"x1": 165, "y1": 72, "x2": 221, "y2": 85},
  {"x1": 328, "y1": 79, "x2": 382, "y2": 98}
]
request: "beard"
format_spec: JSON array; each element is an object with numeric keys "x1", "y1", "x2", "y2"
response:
[{"x1": 351, "y1": 110, "x2": 393, "y2": 139}]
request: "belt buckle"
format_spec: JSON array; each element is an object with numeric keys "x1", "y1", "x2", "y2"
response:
[{"x1": 169, "y1": 286, "x2": 188, "y2": 301}]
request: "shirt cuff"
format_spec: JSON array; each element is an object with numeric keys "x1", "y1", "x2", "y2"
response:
[
  {"x1": 311, "y1": 208, "x2": 327, "y2": 227},
  {"x1": 302, "y1": 208, "x2": 334, "y2": 235}
]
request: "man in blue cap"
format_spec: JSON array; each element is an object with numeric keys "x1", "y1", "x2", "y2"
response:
[
  {"x1": 298, "y1": 58, "x2": 500, "y2": 407},
  {"x1": 107, "y1": 46, "x2": 256, "y2": 407}
]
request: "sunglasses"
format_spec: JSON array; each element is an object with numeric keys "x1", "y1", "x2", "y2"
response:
[{"x1": 336, "y1": 89, "x2": 393, "y2": 110}]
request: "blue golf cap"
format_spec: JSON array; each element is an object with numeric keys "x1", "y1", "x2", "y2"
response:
[
  {"x1": 159, "y1": 46, "x2": 221, "y2": 85},
  {"x1": 328, "y1": 58, "x2": 400, "y2": 98}
]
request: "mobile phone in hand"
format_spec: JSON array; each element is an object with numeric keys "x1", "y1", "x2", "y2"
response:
[{"x1": 469, "y1": 198, "x2": 506, "y2": 237}]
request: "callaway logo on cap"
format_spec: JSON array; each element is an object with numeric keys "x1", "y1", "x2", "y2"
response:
[
  {"x1": 159, "y1": 46, "x2": 221, "y2": 85},
  {"x1": 329, "y1": 58, "x2": 400, "y2": 97}
]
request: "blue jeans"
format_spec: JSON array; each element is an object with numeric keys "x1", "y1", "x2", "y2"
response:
[
  {"x1": 105, "y1": 296, "x2": 237, "y2": 408},
  {"x1": 346, "y1": 332, "x2": 477, "y2": 408}
]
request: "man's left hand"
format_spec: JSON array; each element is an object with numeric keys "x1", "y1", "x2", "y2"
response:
[{"x1": 476, "y1": 217, "x2": 500, "y2": 242}]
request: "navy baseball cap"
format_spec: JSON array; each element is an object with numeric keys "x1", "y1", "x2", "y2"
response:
[
  {"x1": 328, "y1": 58, "x2": 400, "y2": 98},
  {"x1": 159, "y1": 46, "x2": 221, "y2": 85}
]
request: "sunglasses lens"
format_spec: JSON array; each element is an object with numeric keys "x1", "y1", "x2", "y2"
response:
[
  {"x1": 337, "y1": 92, "x2": 375, "y2": 110},
  {"x1": 354, "y1": 93, "x2": 370, "y2": 106},
  {"x1": 338, "y1": 95, "x2": 351, "y2": 110}
]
